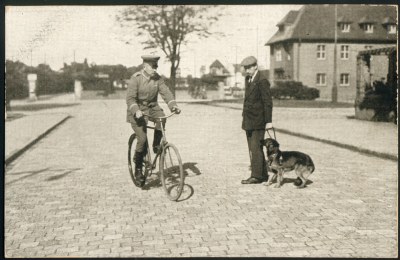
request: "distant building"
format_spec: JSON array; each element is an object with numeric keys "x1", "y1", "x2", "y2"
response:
[
  {"x1": 266, "y1": 5, "x2": 397, "y2": 102},
  {"x1": 209, "y1": 59, "x2": 231, "y2": 86}
]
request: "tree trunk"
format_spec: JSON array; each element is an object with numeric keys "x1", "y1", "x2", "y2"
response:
[{"x1": 170, "y1": 62, "x2": 176, "y2": 98}]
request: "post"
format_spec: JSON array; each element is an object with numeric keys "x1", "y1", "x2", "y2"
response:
[
  {"x1": 332, "y1": 4, "x2": 338, "y2": 103},
  {"x1": 27, "y1": 73, "x2": 37, "y2": 101},
  {"x1": 74, "y1": 80, "x2": 82, "y2": 100}
]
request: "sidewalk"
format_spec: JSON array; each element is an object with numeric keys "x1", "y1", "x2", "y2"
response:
[
  {"x1": 5, "y1": 94, "x2": 77, "y2": 164},
  {"x1": 204, "y1": 102, "x2": 398, "y2": 161}
]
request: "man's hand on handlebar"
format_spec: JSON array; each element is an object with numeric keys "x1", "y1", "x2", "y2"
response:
[
  {"x1": 135, "y1": 110, "x2": 143, "y2": 118},
  {"x1": 172, "y1": 106, "x2": 181, "y2": 114}
]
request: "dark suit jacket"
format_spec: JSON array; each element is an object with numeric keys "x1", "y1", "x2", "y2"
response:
[{"x1": 242, "y1": 70, "x2": 273, "y2": 130}]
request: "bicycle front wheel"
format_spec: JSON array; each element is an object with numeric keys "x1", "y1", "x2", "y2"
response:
[{"x1": 159, "y1": 143, "x2": 184, "y2": 201}]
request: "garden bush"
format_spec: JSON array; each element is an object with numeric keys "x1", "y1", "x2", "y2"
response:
[
  {"x1": 271, "y1": 81, "x2": 319, "y2": 100},
  {"x1": 359, "y1": 80, "x2": 397, "y2": 122}
]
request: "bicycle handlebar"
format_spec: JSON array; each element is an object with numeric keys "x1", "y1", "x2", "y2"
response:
[{"x1": 142, "y1": 111, "x2": 178, "y2": 120}]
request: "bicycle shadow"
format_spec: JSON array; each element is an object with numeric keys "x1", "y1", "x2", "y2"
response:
[{"x1": 141, "y1": 162, "x2": 201, "y2": 201}]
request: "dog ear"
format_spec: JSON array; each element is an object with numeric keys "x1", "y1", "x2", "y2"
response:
[{"x1": 272, "y1": 139, "x2": 280, "y2": 148}]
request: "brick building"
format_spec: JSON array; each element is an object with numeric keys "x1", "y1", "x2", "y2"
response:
[{"x1": 266, "y1": 5, "x2": 397, "y2": 102}]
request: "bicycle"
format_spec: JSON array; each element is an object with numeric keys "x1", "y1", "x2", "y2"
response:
[{"x1": 128, "y1": 111, "x2": 185, "y2": 201}]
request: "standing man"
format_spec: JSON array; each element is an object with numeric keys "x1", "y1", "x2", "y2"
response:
[
  {"x1": 240, "y1": 56, "x2": 273, "y2": 184},
  {"x1": 126, "y1": 55, "x2": 181, "y2": 187}
]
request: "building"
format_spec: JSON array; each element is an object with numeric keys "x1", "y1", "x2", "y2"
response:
[
  {"x1": 266, "y1": 5, "x2": 397, "y2": 102},
  {"x1": 209, "y1": 59, "x2": 231, "y2": 86}
]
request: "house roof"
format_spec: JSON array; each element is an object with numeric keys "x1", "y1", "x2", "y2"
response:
[
  {"x1": 210, "y1": 59, "x2": 225, "y2": 69},
  {"x1": 266, "y1": 5, "x2": 397, "y2": 45},
  {"x1": 277, "y1": 10, "x2": 299, "y2": 26},
  {"x1": 210, "y1": 59, "x2": 230, "y2": 75}
]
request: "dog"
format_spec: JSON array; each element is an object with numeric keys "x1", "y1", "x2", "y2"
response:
[{"x1": 261, "y1": 138, "x2": 315, "y2": 188}]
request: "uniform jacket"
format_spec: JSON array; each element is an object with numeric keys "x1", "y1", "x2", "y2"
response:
[
  {"x1": 242, "y1": 70, "x2": 273, "y2": 130},
  {"x1": 126, "y1": 70, "x2": 177, "y2": 123}
]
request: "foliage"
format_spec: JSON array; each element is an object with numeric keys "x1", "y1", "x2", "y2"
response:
[
  {"x1": 5, "y1": 60, "x2": 29, "y2": 107},
  {"x1": 358, "y1": 80, "x2": 397, "y2": 122},
  {"x1": 271, "y1": 81, "x2": 320, "y2": 100},
  {"x1": 116, "y1": 5, "x2": 223, "y2": 96}
]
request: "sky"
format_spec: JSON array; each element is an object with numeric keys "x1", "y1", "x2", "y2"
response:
[{"x1": 5, "y1": 5, "x2": 302, "y2": 77}]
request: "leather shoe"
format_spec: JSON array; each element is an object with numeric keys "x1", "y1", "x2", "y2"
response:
[{"x1": 241, "y1": 177, "x2": 266, "y2": 184}]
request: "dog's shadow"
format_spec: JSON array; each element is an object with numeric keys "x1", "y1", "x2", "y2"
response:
[{"x1": 269, "y1": 176, "x2": 314, "y2": 187}]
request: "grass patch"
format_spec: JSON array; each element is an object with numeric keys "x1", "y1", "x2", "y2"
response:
[
  {"x1": 5, "y1": 112, "x2": 24, "y2": 122},
  {"x1": 10, "y1": 103, "x2": 79, "y2": 111},
  {"x1": 81, "y1": 90, "x2": 127, "y2": 100},
  {"x1": 219, "y1": 98, "x2": 354, "y2": 108}
]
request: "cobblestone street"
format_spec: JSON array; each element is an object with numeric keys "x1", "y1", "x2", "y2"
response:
[{"x1": 4, "y1": 100, "x2": 398, "y2": 257}]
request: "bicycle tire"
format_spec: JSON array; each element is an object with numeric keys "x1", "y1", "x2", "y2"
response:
[
  {"x1": 159, "y1": 143, "x2": 185, "y2": 201},
  {"x1": 128, "y1": 133, "x2": 151, "y2": 187}
]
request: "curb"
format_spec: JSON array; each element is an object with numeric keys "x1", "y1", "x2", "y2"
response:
[
  {"x1": 204, "y1": 103, "x2": 398, "y2": 162},
  {"x1": 5, "y1": 115, "x2": 71, "y2": 165}
]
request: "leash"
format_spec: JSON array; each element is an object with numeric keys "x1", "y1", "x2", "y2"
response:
[{"x1": 266, "y1": 127, "x2": 276, "y2": 141}]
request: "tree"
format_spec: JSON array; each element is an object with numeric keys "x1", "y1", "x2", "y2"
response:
[
  {"x1": 116, "y1": 5, "x2": 223, "y2": 97},
  {"x1": 5, "y1": 60, "x2": 29, "y2": 109}
]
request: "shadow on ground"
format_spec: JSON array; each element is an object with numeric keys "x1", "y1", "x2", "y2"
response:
[
  {"x1": 266, "y1": 176, "x2": 314, "y2": 188},
  {"x1": 10, "y1": 103, "x2": 79, "y2": 111},
  {"x1": 5, "y1": 167, "x2": 81, "y2": 185},
  {"x1": 139, "y1": 162, "x2": 201, "y2": 201}
]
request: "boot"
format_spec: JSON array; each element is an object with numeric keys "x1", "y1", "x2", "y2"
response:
[
  {"x1": 134, "y1": 151, "x2": 145, "y2": 186},
  {"x1": 152, "y1": 130, "x2": 163, "y2": 154}
]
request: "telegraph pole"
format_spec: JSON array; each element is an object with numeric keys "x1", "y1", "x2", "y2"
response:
[
  {"x1": 256, "y1": 25, "x2": 259, "y2": 60},
  {"x1": 332, "y1": 4, "x2": 338, "y2": 103}
]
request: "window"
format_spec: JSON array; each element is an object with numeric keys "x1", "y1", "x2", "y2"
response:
[
  {"x1": 276, "y1": 50, "x2": 282, "y2": 61},
  {"x1": 316, "y1": 73, "x2": 326, "y2": 86},
  {"x1": 340, "y1": 23, "x2": 351, "y2": 32},
  {"x1": 363, "y1": 24, "x2": 374, "y2": 33},
  {"x1": 340, "y1": 45, "x2": 349, "y2": 60},
  {"x1": 317, "y1": 45, "x2": 326, "y2": 60},
  {"x1": 287, "y1": 53, "x2": 291, "y2": 61},
  {"x1": 388, "y1": 25, "x2": 397, "y2": 34},
  {"x1": 340, "y1": 73, "x2": 350, "y2": 86}
]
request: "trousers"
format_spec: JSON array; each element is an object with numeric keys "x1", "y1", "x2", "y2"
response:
[
  {"x1": 130, "y1": 108, "x2": 166, "y2": 153},
  {"x1": 246, "y1": 129, "x2": 268, "y2": 180}
]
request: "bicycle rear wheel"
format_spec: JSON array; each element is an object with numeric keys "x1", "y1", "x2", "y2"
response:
[
  {"x1": 128, "y1": 134, "x2": 151, "y2": 187},
  {"x1": 159, "y1": 143, "x2": 184, "y2": 201}
]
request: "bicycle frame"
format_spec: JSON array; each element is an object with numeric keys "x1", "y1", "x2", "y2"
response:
[{"x1": 142, "y1": 112, "x2": 177, "y2": 176}]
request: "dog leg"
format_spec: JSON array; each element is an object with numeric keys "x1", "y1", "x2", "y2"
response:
[
  {"x1": 264, "y1": 173, "x2": 276, "y2": 186},
  {"x1": 296, "y1": 168, "x2": 310, "y2": 189},
  {"x1": 274, "y1": 169, "x2": 283, "y2": 188},
  {"x1": 298, "y1": 171, "x2": 311, "y2": 189}
]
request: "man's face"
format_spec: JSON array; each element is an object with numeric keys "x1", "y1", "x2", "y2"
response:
[
  {"x1": 143, "y1": 63, "x2": 158, "y2": 76},
  {"x1": 244, "y1": 64, "x2": 257, "y2": 77}
]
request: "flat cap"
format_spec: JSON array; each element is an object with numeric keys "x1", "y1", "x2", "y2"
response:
[
  {"x1": 240, "y1": 56, "x2": 257, "y2": 67},
  {"x1": 141, "y1": 55, "x2": 160, "y2": 64}
]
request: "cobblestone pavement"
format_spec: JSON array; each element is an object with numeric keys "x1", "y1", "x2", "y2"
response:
[{"x1": 4, "y1": 100, "x2": 398, "y2": 257}]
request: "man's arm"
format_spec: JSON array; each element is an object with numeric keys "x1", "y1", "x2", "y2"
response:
[
  {"x1": 126, "y1": 76, "x2": 140, "y2": 115},
  {"x1": 259, "y1": 78, "x2": 273, "y2": 124}
]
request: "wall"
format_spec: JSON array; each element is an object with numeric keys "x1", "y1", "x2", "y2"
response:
[{"x1": 296, "y1": 42, "x2": 393, "y2": 102}]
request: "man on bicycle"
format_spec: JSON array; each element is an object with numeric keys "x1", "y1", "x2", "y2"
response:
[{"x1": 126, "y1": 55, "x2": 181, "y2": 187}]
